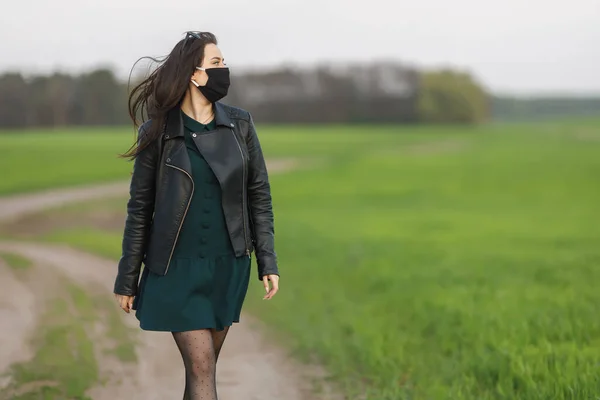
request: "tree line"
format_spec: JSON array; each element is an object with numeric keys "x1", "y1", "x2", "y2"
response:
[
  {"x1": 0, "y1": 62, "x2": 597, "y2": 129},
  {"x1": 0, "y1": 69, "x2": 127, "y2": 128},
  {"x1": 0, "y1": 62, "x2": 490, "y2": 128}
]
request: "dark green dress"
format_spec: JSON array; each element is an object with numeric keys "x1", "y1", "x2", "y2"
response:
[{"x1": 133, "y1": 110, "x2": 251, "y2": 332}]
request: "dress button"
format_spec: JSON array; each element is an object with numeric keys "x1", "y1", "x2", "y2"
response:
[
  {"x1": 200, "y1": 237, "x2": 207, "y2": 244},
  {"x1": 230, "y1": 123, "x2": 234, "y2": 127},
  {"x1": 205, "y1": 193, "x2": 212, "y2": 199},
  {"x1": 202, "y1": 222, "x2": 210, "y2": 229},
  {"x1": 192, "y1": 133, "x2": 197, "y2": 138},
  {"x1": 199, "y1": 252, "x2": 205, "y2": 258},
  {"x1": 203, "y1": 209, "x2": 210, "y2": 214}
]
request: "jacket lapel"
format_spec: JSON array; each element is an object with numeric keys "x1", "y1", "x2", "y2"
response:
[
  {"x1": 162, "y1": 103, "x2": 239, "y2": 180},
  {"x1": 163, "y1": 108, "x2": 192, "y2": 177},
  {"x1": 191, "y1": 126, "x2": 244, "y2": 189}
]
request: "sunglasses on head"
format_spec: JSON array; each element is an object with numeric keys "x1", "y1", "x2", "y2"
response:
[
  {"x1": 180, "y1": 31, "x2": 211, "y2": 54},
  {"x1": 185, "y1": 31, "x2": 210, "y2": 40}
]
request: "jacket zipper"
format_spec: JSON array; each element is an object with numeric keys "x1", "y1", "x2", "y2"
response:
[
  {"x1": 231, "y1": 130, "x2": 251, "y2": 257},
  {"x1": 164, "y1": 163, "x2": 194, "y2": 273}
]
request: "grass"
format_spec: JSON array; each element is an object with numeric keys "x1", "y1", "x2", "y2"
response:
[
  {"x1": 0, "y1": 251, "x2": 33, "y2": 270},
  {"x1": 98, "y1": 296, "x2": 138, "y2": 363},
  {"x1": 66, "y1": 283, "x2": 138, "y2": 363},
  {"x1": 7, "y1": 284, "x2": 98, "y2": 400},
  {"x1": 2, "y1": 119, "x2": 600, "y2": 398},
  {"x1": 15, "y1": 226, "x2": 139, "y2": 363},
  {"x1": 0, "y1": 128, "x2": 133, "y2": 195},
  {"x1": 246, "y1": 122, "x2": 600, "y2": 399},
  {"x1": 43, "y1": 228, "x2": 124, "y2": 260},
  {"x1": 2, "y1": 279, "x2": 138, "y2": 399},
  {"x1": 0, "y1": 123, "x2": 474, "y2": 195}
]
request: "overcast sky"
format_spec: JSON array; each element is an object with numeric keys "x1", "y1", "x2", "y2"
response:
[{"x1": 1, "y1": 0, "x2": 598, "y2": 95}]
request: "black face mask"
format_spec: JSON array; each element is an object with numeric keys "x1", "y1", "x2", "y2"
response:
[{"x1": 193, "y1": 67, "x2": 230, "y2": 103}]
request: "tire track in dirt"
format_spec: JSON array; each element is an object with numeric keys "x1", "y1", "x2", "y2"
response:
[
  {"x1": 0, "y1": 157, "x2": 340, "y2": 400},
  {"x1": 0, "y1": 261, "x2": 37, "y2": 381}
]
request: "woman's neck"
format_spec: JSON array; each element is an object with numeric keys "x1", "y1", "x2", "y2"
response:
[{"x1": 180, "y1": 88, "x2": 214, "y2": 123}]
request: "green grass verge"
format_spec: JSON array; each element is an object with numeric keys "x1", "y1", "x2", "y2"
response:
[
  {"x1": 7, "y1": 284, "x2": 98, "y2": 400},
  {"x1": 42, "y1": 228, "x2": 124, "y2": 260},
  {"x1": 66, "y1": 283, "x2": 138, "y2": 363},
  {"x1": 99, "y1": 296, "x2": 138, "y2": 363},
  {"x1": 0, "y1": 251, "x2": 33, "y2": 270},
  {"x1": 4, "y1": 281, "x2": 137, "y2": 399},
  {"x1": 36, "y1": 228, "x2": 138, "y2": 363}
]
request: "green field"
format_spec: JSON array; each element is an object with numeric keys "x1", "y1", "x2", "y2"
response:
[
  {"x1": 2, "y1": 119, "x2": 600, "y2": 399},
  {"x1": 1, "y1": 123, "x2": 497, "y2": 195}
]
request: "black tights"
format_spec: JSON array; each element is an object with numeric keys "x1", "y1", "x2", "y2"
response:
[{"x1": 172, "y1": 327, "x2": 230, "y2": 400}]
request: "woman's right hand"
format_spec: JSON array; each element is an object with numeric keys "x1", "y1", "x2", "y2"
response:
[{"x1": 115, "y1": 294, "x2": 135, "y2": 313}]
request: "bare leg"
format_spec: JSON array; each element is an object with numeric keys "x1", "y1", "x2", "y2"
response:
[
  {"x1": 172, "y1": 329, "x2": 218, "y2": 400},
  {"x1": 210, "y1": 326, "x2": 230, "y2": 361}
]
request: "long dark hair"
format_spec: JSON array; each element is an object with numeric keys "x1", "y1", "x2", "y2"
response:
[{"x1": 121, "y1": 32, "x2": 218, "y2": 159}]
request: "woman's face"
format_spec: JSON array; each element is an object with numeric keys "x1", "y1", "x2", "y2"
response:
[{"x1": 191, "y1": 43, "x2": 226, "y2": 86}]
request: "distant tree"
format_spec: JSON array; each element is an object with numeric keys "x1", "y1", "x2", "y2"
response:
[
  {"x1": 0, "y1": 73, "x2": 30, "y2": 128},
  {"x1": 29, "y1": 73, "x2": 77, "y2": 127},
  {"x1": 417, "y1": 69, "x2": 489, "y2": 124},
  {"x1": 74, "y1": 69, "x2": 128, "y2": 125},
  {"x1": 226, "y1": 62, "x2": 420, "y2": 124}
]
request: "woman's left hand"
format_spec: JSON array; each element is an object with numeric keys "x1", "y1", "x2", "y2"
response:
[{"x1": 262, "y1": 274, "x2": 279, "y2": 300}]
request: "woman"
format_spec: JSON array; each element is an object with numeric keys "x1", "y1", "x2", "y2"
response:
[{"x1": 113, "y1": 31, "x2": 280, "y2": 400}]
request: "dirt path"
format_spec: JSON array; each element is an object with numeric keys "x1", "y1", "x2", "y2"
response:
[
  {"x1": 0, "y1": 261, "x2": 37, "y2": 379},
  {"x1": 0, "y1": 158, "x2": 338, "y2": 400}
]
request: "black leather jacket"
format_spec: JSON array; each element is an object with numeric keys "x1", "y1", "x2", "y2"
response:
[{"x1": 113, "y1": 102, "x2": 278, "y2": 296}]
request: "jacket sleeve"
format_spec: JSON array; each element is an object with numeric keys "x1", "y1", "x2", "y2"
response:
[
  {"x1": 113, "y1": 125, "x2": 157, "y2": 295},
  {"x1": 246, "y1": 113, "x2": 279, "y2": 280}
]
